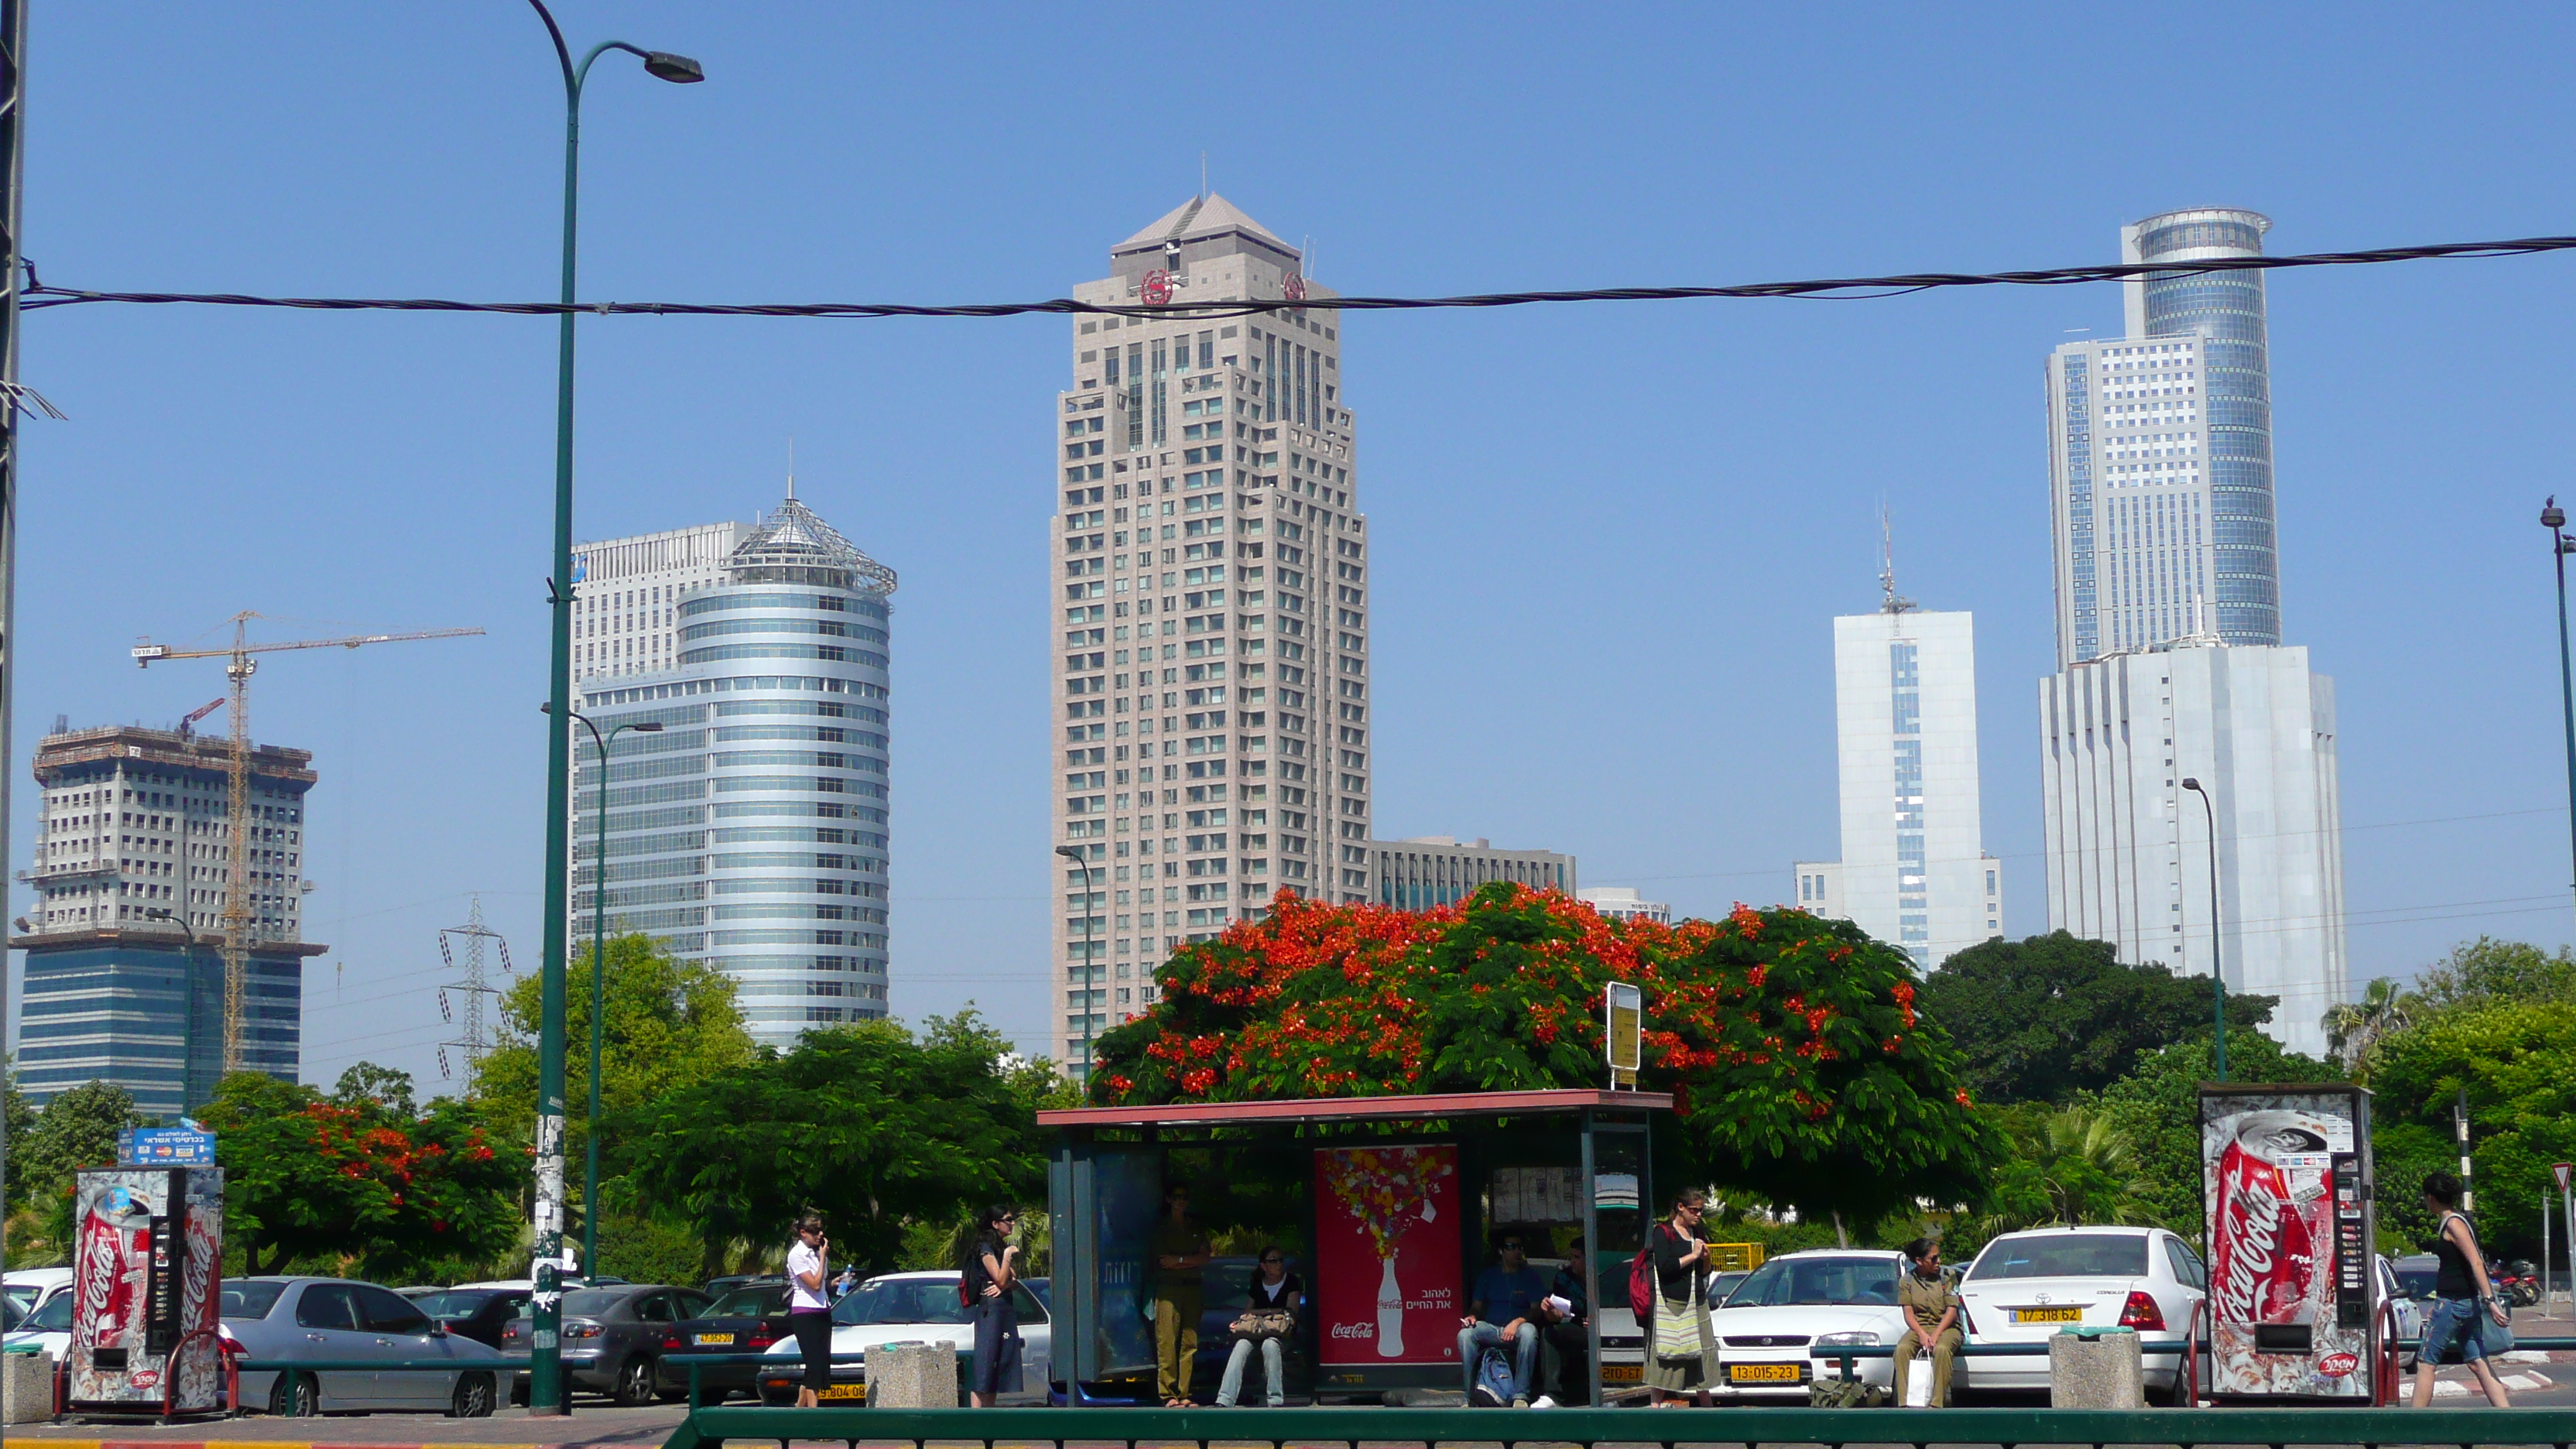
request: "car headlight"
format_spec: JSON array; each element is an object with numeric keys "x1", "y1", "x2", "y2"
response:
[{"x1": 1814, "y1": 1331, "x2": 1881, "y2": 1348}]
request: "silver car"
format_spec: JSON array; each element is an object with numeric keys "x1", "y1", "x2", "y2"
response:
[{"x1": 224, "y1": 1277, "x2": 506, "y2": 1417}]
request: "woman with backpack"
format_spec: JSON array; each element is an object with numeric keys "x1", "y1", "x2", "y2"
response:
[
  {"x1": 2410, "y1": 1172, "x2": 2512, "y2": 1408},
  {"x1": 962, "y1": 1204, "x2": 1025, "y2": 1407},
  {"x1": 1642, "y1": 1187, "x2": 1715, "y2": 1406}
]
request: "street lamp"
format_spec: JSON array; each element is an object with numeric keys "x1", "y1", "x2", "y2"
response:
[
  {"x1": 550, "y1": 704, "x2": 663, "y2": 1293},
  {"x1": 2541, "y1": 498, "x2": 2576, "y2": 930},
  {"x1": 1056, "y1": 844, "x2": 1097, "y2": 1082},
  {"x1": 143, "y1": 908, "x2": 207, "y2": 1110},
  {"x1": 2181, "y1": 777, "x2": 2225, "y2": 1081},
  {"x1": 522, "y1": 0, "x2": 701, "y2": 1420}
]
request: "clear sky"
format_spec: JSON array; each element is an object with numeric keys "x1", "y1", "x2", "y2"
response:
[{"x1": 13, "y1": 2, "x2": 2576, "y2": 1087}]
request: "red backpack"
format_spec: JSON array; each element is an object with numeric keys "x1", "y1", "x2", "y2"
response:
[{"x1": 1626, "y1": 1228, "x2": 1660, "y2": 1318}]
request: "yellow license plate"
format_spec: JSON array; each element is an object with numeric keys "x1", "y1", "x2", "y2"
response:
[
  {"x1": 1728, "y1": 1363, "x2": 1804, "y2": 1383},
  {"x1": 1601, "y1": 1363, "x2": 1643, "y2": 1382},
  {"x1": 2013, "y1": 1307, "x2": 2084, "y2": 1324},
  {"x1": 818, "y1": 1383, "x2": 867, "y2": 1402},
  {"x1": 694, "y1": 1332, "x2": 735, "y2": 1345}
]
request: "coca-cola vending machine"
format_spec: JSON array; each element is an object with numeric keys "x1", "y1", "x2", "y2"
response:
[
  {"x1": 67, "y1": 1166, "x2": 225, "y2": 1414},
  {"x1": 2198, "y1": 1084, "x2": 2376, "y2": 1403}
]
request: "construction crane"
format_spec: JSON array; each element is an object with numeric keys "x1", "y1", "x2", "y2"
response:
[
  {"x1": 132, "y1": 612, "x2": 483, "y2": 1072},
  {"x1": 176, "y1": 697, "x2": 224, "y2": 741}
]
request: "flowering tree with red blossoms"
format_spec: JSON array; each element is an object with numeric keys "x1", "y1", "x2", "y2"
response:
[{"x1": 1088, "y1": 883, "x2": 2005, "y2": 1225}]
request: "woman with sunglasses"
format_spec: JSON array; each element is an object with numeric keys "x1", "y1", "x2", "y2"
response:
[
  {"x1": 785, "y1": 1215, "x2": 833, "y2": 1409},
  {"x1": 1215, "y1": 1247, "x2": 1303, "y2": 1407},
  {"x1": 964, "y1": 1204, "x2": 1026, "y2": 1407},
  {"x1": 1646, "y1": 1188, "x2": 1714, "y2": 1406}
]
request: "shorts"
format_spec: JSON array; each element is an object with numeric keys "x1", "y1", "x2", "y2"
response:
[{"x1": 2420, "y1": 1295, "x2": 2488, "y2": 1365}]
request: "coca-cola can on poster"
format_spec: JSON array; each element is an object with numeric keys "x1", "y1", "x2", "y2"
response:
[
  {"x1": 1313, "y1": 1145, "x2": 1460, "y2": 1366},
  {"x1": 68, "y1": 1167, "x2": 225, "y2": 1413},
  {"x1": 2198, "y1": 1085, "x2": 2376, "y2": 1401}
]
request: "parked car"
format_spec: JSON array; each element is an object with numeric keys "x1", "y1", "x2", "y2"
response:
[
  {"x1": 411, "y1": 1287, "x2": 532, "y2": 1349},
  {"x1": 224, "y1": 1276, "x2": 506, "y2": 1418},
  {"x1": 755, "y1": 1270, "x2": 1051, "y2": 1404},
  {"x1": 651, "y1": 1282, "x2": 794, "y2": 1403},
  {"x1": 502, "y1": 1284, "x2": 709, "y2": 1406},
  {"x1": 2, "y1": 1268, "x2": 73, "y2": 1331},
  {"x1": 2386, "y1": 1252, "x2": 2441, "y2": 1303},
  {"x1": 2376, "y1": 1255, "x2": 2424, "y2": 1372},
  {"x1": 1955, "y1": 1226, "x2": 2202, "y2": 1402},
  {"x1": 1706, "y1": 1249, "x2": 1908, "y2": 1399},
  {"x1": 701, "y1": 1273, "x2": 780, "y2": 1298},
  {"x1": 1709, "y1": 1269, "x2": 1752, "y2": 1307},
  {"x1": 2, "y1": 1288, "x2": 74, "y2": 1361}
]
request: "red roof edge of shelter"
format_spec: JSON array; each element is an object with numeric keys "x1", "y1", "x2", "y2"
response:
[{"x1": 1038, "y1": 1087, "x2": 1673, "y2": 1129}]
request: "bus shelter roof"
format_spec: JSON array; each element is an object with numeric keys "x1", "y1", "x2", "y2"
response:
[{"x1": 1036, "y1": 1087, "x2": 1671, "y2": 1131}]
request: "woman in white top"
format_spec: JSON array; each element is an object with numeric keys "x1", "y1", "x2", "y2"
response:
[{"x1": 786, "y1": 1214, "x2": 833, "y2": 1408}]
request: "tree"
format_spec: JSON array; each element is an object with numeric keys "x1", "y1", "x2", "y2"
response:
[
  {"x1": 2369, "y1": 999, "x2": 2576, "y2": 1258},
  {"x1": 624, "y1": 1012, "x2": 1052, "y2": 1279},
  {"x1": 200, "y1": 1069, "x2": 522, "y2": 1277},
  {"x1": 2095, "y1": 1029, "x2": 2338, "y2": 1240},
  {"x1": 1954, "y1": 1104, "x2": 2158, "y2": 1260},
  {"x1": 2, "y1": 1060, "x2": 39, "y2": 1218},
  {"x1": 2412, "y1": 937, "x2": 2576, "y2": 1012},
  {"x1": 1919, "y1": 932, "x2": 2276, "y2": 1104},
  {"x1": 1088, "y1": 885, "x2": 2005, "y2": 1228},
  {"x1": 2320, "y1": 976, "x2": 2416, "y2": 1083},
  {"x1": 13, "y1": 1081, "x2": 146, "y2": 1255},
  {"x1": 333, "y1": 1062, "x2": 419, "y2": 1118}
]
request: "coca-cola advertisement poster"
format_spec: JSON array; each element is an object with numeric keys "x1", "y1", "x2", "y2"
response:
[
  {"x1": 1313, "y1": 1145, "x2": 1460, "y2": 1366},
  {"x1": 69, "y1": 1167, "x2": 224, "y2": 1412},
  {"x1": 2199, "y1": 1086, "x2": 2374, "y2": 1400}
]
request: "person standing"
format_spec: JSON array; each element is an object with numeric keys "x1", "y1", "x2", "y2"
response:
[
  {"x1": 1455, "y1": 1234, "x2": 1548, "y2": 1406},
  {"x1": 1645, "y1": 1189, "x2": 1714, "y2": 1406},
  {"x1": 1214, "y1": 1245, "x2": 1302, "y2": 1407},
  {"x1": 2411, "y1": 1172, "x2": 2513, "y2": 1409},
  {"x1": 964, "y1": 1204, "x2": 1025, "y2": 1407},
  {"x1": 785, "y1": 1214, "x2": 834, "y2": 1409},
  {"x1": 1893, "y1": 1237, "x2": 1960, "y2": 1407},
  {"x1": 1152, "y1": 1184, "x2": 1211, "y2": 1406}
]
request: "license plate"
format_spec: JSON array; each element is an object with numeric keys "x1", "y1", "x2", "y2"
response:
[
  {"x1": 819, "y1": 1382, "x2": 867, "y2": 1402},
  {"x1": 1601, "y1": 1363, "x2": 1643, "y2": 1382},
  {"x1": 694, "y1": 1332, "x2": 735, "y2": 1345},
  {"x1": 2013, "y1": 1307, "x2": 2084, "y2": 1324},
  {"x1": 1728, "y1": 1362, "x2": 1804, "y2": 1383}
]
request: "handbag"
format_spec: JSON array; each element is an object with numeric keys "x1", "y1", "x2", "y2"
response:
[
  {"x1": 2477, "y1": 1297, "x2": 2515, "y2": 1354},
  {"x1": 1230, "y1": 1309, "x2": 1293, "y2": 1340}
]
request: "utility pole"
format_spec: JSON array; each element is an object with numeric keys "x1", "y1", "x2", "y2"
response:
[
  {"x1": 2454, "y1": 1087, "x2": 2474, "y2": 1213},
  {"x1": 0, "y1": 0, "x2": 31, "y2": 1294}
]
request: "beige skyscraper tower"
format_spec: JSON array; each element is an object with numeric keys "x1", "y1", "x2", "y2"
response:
[{"x1": 1051, "y1": 196, "x2": 1371, "y2": 1078}]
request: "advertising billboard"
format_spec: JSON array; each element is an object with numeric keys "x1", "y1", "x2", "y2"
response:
[
  {"x1": 2198, "y1": 1085, "x2": 2375, "y2": 1400},
  {"x1": 1312, "y1": 1144, "x2": 1460, "y2": 1366},
  {"x1": 68, "y1": 1167, "x2": 225, "y2": 1413}
]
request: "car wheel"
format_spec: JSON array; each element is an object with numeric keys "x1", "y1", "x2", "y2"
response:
[
  {"x1": 269, "y1": 1371, "x2": 319, "y2": 1418},
  {"x1": 450, "y1": 1372, "x2": 496, "y2": 1419},
  {"x1": 615, "y1": 1355, "x2": 657, "y2": 1407}
]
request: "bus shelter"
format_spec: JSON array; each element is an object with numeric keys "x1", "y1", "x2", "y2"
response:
[{"x1": 1041, "y1": 1088, "x2": 1671, "y2": 1406}]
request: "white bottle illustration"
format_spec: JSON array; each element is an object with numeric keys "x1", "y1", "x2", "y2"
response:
[{"x1": 1375, "y1": 1254, "x2": 1404, "y2": 1356}]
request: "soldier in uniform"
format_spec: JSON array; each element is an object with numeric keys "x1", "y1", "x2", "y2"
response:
[{"x1": 1894, "y1": 1237, "x2": 1961, "y2": 1408}]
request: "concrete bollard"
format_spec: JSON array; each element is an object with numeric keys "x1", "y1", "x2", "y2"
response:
[
  {"x1": 867, "y1": 1339, "x2": 959, "y2": 1408},
  {"x1": 2048, "y1": 1326, "x2": 2143, "y2": 1408},
  {"x1": 1, "y1": 1351, "x2": 53, "y2": 1424}
]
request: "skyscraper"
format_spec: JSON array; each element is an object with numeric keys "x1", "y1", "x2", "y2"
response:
[
  {"x1": 1793, "y1": 594, "x2": 2002, "y2": 970},
  {"x1": 1051, "y1": 196, "x2": 1371, "y2": 1077},
  {"x1": 2037, "y1": 209, "x2": 2345, "y2": 1053},
  {"x1": 573, "y1": 490, "x2": 896, "y2": 1050}
]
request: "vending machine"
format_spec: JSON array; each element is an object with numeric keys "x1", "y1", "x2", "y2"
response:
[
  {"x1": 67, "y1": 1166, "x2": 225, "y2": 1415},
  {"x1": 2197, "y1": 1084, "x2": 2377, "y2": 1403}
]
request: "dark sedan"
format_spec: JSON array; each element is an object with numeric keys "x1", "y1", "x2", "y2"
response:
[
  {"x1": 413, "y1": 1288, "x2": 530, "y2": 1350},
  {"x1": 502, "y1": 1284, "x2": 711, "y2": 1406},
  {"x1": 652, "y1": 1283, "x2": 793, "y2": 1402}
]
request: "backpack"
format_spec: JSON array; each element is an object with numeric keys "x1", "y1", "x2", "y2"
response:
[
  {"x1": 1473, "y1": 1344, "x2": 1516, "y2": 1406},
  {"x1": 1626, "y1": 1228, "x2": 1660, "y2": 1319}
]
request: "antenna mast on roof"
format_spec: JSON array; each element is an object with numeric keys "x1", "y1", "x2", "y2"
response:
[
  {"x1": 1200, "y1": 151, "x2": 1208, "y2": 200},
  {"x1": 1879, "y1": 503, "x2": 1916, "y2": 615},
  {"x1": 786, "y1": 437, "x2": 796, "y2": 501}
]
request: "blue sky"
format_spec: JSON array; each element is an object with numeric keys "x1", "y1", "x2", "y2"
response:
[{"x1": 14, "y1": 2, "x2": 2576, "y2": 1084}]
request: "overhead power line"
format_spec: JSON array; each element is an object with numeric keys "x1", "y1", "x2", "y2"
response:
[{"x1": 20, "y1": 235, "x2": 2576, "y2": 322}]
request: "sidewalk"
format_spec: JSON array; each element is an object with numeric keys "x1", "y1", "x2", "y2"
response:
[{"x1": 7, "y1": 1403, "x2": 689, "y2": 1447}]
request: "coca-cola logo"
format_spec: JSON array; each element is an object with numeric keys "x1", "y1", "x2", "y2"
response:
[
  {"x1": 77, "y1": 1215, "x2": 125, "y2": 1347},
  {"x1": 2216, "y1": 1156, "x2": 2283, "y2": 1327}
]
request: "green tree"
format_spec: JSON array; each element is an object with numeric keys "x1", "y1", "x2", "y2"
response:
[
  {"x1": 2, "y1": 1060, "x2": 39, "y2": 1218},
  {"x1": 624, "y1": 1012, "x2": 1050, "y2": 1279},
  {"x1": 2320, "y1": 976, "x2": 2417, "y2": 1083},
  {"x1": 2412, "y1": 937, "x2": 2576, "y2": 1011},
  {"x1": 1920, "y1": 933, "x2": 2276, "y2": 1104},
  {"x1": 13, "y1": 1081, "x2": 146, "y2": 1258},
  {"x1": 333, "y1": 1062, "x2": 420, "y2": 1118},
  {"x1": 1954, "y1": 1103, "x2": 2159, "y2": 1260},
  {"x1": 2369, "y1": 1000, "x2": 2576, "y2": 1258},
  {"x1": 2096, "y1": 1028, "x2": 2338, "y2": 1240}
]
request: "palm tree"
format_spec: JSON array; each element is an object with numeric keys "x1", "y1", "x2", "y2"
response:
[{"x1": 2321, "y1": 977, "x2": 2414, "y2": 1082}]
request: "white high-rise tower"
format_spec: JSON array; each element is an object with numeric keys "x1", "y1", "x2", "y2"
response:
[{"x1": 1051, "y1": 197, "x2": 1371, "y2": 1077}]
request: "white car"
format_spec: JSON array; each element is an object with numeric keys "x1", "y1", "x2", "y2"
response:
[
  {"x1": 755, "y1": 1271, "x2": 1050, "y2": 1404},
  {"x1": 1706, "y1": 1250, "x2": 1910, "y2": 1399},
  {"x1": 2, "y1": 1269, "x2": 73, "y2": 1331},
  {"x1": 2376, "y1": 1255, "x2": 2424, "y2": 1372},
  {"x1": 3, "y1": 1285, "x2": 73, "y2": 1363},
  {"x1": 1957, "y1": 1226, "x2": 2203, "y2": 1400}
]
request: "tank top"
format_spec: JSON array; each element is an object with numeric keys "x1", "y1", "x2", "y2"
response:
[{"x1": 2430, "y1": 1211, "x2": 2478, "y2": 1299}]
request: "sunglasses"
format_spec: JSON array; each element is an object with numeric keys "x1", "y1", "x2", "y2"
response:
[{"x1": 1260, "y1": 1257, "x2": 1284, "y2": 1265}]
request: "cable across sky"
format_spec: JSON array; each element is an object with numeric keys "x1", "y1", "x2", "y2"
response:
[{"x1": 19, "y1": 233, "x2": 2576, "y2": 321}]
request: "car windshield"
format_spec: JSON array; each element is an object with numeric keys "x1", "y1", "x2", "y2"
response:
[
  {"x1": 558, "y1": 1290, "x2": 629, "y2": 1318},
  {"x1": 1968, "y1": 1234, "x2": 2150, "y2": 1280},
  {"x1": 1725, "y1": 1256, "x2": 1899, "y2": 1307},
  {"x1": 834, "y1": 1278, "x2": 968, "y2": 1326},
  {"x1": 709, "y1": 1286, "x2": 790, "y2": 1318},
  {"x1": 1710, "y1": 1271, "x2": 1749, "y2": 1307},
  {"x1": 413, "y1": 1291, "x2": 492, "y2": 1317},
  {"x1": 222, "y1": 1282, "x2": 286, "y2": 1320},
  {"x1": 24, "y1": 1293, "x2": 73, "y2": 1331},
  {"x1": 1, "y1": 1286, "x2": 36, "y2": 1315}
]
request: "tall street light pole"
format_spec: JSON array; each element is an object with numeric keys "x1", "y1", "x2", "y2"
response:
[
  {"x1": 2182, "y1": 777, "x2": 2225, "y2": 1081},
  {"x1": 523, "y1": 0, "x2": 701, "y2": 1418},
  {"x1": 2542, "y1": 498, "x2": 2576, "y2": 930},
  {"x1": 1056, "y1": 844, "x2": 1096, "y2": 1083},
  {"x1": 555, "y1": 706, "x2": 662, "y2": 1285},
  {"x1": 144, "y1": 908, "x2": 206, "y2": 1110}
]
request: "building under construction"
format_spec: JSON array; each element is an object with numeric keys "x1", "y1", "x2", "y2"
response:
[{"x1": 12, "y1": 721, "x2": 324, "y2": 1113}]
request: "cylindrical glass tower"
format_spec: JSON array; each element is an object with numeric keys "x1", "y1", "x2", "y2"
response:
[{"x1": 2126, "y1": 207, "x2": 2278, "y2": 646}]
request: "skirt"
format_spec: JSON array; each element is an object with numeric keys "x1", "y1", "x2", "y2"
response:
[
  {"x1": 1646, "y1": 1286, "x2": 1713, "y2": 1392},
  {"x1": 790, "y1": 1307, "x2": 834, "y2": 1392}
]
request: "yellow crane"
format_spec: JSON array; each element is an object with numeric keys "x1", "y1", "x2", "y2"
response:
[{"x1": 132, "y1": 612, "x2": 482, "y2": 1071}]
